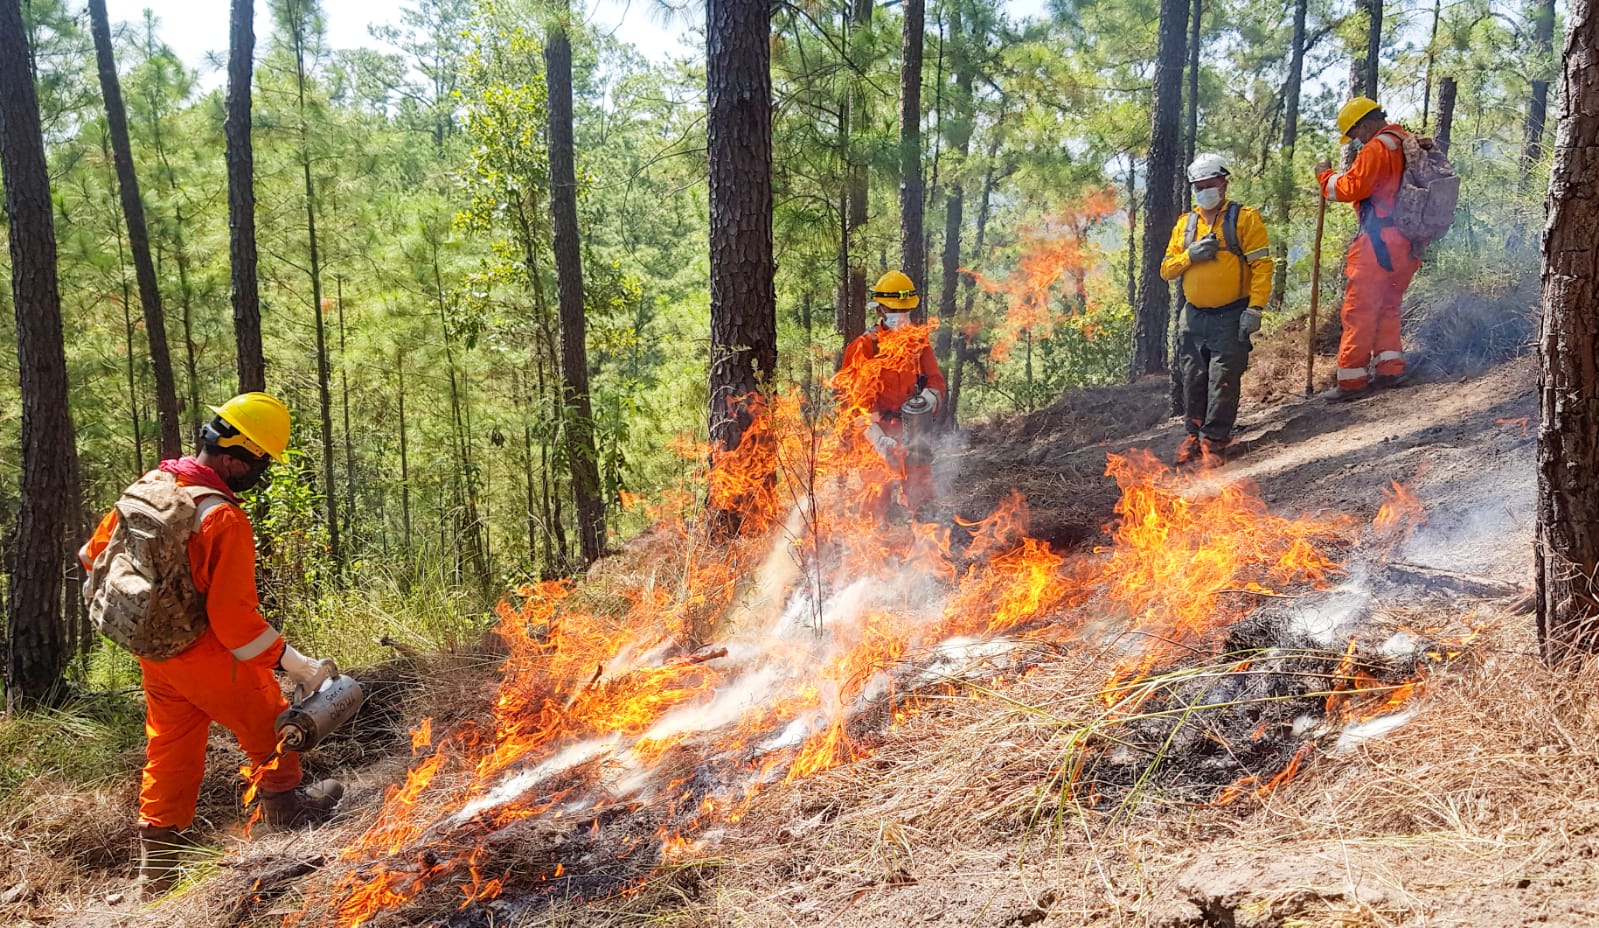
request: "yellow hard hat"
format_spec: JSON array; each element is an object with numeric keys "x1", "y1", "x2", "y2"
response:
[
  {"x1": 1337, "y1": 96, "x2": 1383, "y2": 143},
  {"x1": 870, "y1": 270, "x2": 919, "y2": 310},
  {"x1": 207, "y1": 392, "x2": 291, "y2": 462}
]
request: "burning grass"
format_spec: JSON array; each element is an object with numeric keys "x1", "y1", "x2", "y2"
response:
[{"x1": 250, "y1": 387, "x2": 1465, "y2": 928}]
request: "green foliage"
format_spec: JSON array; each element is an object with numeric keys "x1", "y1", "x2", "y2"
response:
[{"x1": 0, "y1": 0, "x2": 1556, "y2": 683}]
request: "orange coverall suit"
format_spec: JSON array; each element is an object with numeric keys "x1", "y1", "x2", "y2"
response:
[
  {"x1": 80, "y1": 466, "x2": 301, "y2": 830},
  {"x1": 1318, "y1": 125, "x2": 1421, "y2": 391},
  {"x1": 841, "y1": 325, "x2": 947, "y2": 509}
]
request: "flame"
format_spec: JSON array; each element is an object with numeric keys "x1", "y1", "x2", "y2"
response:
[
  {"x1": 1372, "y1": 480, "x2": 1426, "y2": 544},
  {"x1": 1090, "y1": 452, "x2": 1347, "y2": 698},
  {"x1": 239, "y1": 737, "x2": 290, "y2": 838},
  {"x1": 299, "y1": 376, "x2": 1429, "y2": 923},
  {"x1": 961, "y1": 194, "x2": 1119, "y2": 363}
]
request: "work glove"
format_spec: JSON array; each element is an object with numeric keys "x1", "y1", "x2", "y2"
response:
[
  {"x1": 279, "y1": 644, "x2": 334, "y2": 696},
  {"x1": 1186, "y1": 234, "x2": 1220, "y2": 263},
  {"x1": 917, "y1": 387, "x2": 941, "y2": 415},
  {"x1": 1239, "y1": 308, "x2": 1263, "y2": 346},
  {"x1": 863, "y1": 423, "x2": 899, "y2": 463}
]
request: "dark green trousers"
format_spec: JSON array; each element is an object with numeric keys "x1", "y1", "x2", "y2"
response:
[{"x1": 1177, "y1": 302, "x2": 1250, "y2": 443}]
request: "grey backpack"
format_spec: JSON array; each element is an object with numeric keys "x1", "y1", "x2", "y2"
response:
[{"x1": 86, "y1": 471, "x2": 231, "y2": 660}]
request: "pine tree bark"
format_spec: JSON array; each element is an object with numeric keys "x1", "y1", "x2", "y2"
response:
[
  {"x1": 546, "y1": 0, "x2": 605, "y2": 565},
  {"x1": 285, "y1": 0, "x2": 340, "y2": 569},
  {"x1": 1522, "y1": 0, "x2": 1556, "y2": 186},
  {"x1": 1362, "y1": 0, "x2": 1382, "y2": 99},
  {"x1": 899, "y1": 0, "x2": 926, "y2": 302},
  {"x1": 837, "y1": 0, "x2": 870, "y2": 348},
  {"x1": 87, "y1": 0, "x2": 181, "y2": 460},
  {"x1": 1435, "y1": 77, "x2": 1457, "y2": 155},
  {"x1": 706, "y1": 0, "x2": 777, "y2": 459},
  {"x1": 1182, "y1": 0, "x2": 1201, "y2": 191},
  {"x1": 1, "y1": 0, "x2": 80, "y2": 706},
  {"x1": 1268, "y1": 0, "x2": 1308, "y2": 315},
  {"x1": 1172, "y1": 0, "x2": 1202, "y2": 412},
  {"x1": 1130, "y1": 0, "x2": 1189, "y2": 379},
  {"x1": 934, "y1": 2, "x2": 975, "y2": 368},
  {"x1": 226, "y1": 0, "x2": 264, "y2": 392},
  {"x1": 1537, "y1": 0, "x2": 1599, "y2": 662}
]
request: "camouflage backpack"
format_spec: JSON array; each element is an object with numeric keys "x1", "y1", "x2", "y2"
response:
[
  {"x1": 86, "y1": 471, "x2": 232, "y2": 660},
  {"x1": 1380, "y1": 129, "x2": 1459, "y2": 249}
]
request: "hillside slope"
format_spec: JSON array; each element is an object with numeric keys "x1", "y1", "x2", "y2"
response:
[{"x1": 20, "y1": 341, "x2": 1573, "y2": 928}]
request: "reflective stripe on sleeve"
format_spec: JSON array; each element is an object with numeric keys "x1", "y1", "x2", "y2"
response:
[
  {"x1": 1244, "y1": 247, "x2": 1270, "y2": 262},
  {"x1": 1337, "y1": 367, "x2": 1368, "y2": 383},
  {"x1": 1376, "y1": 133, "x2": 1400, "y2": 150},
  {"x1": 231, "y1": 627, "x2": 283, "y2": 662},
  {"x1": 1323, "y1": 173, "x2": 1346, "y2": 201},
  {"x1": 1375, "y1": 351, "x2": 1404, "y2": 363}
]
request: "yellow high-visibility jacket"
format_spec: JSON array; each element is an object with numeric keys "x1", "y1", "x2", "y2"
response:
[{"x1": 1159, "y1": 201, "x2": 1274, "y2": 310}]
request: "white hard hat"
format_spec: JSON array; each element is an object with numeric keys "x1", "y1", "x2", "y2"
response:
[{"x1": 1186, "y1": 152, "x2": 1230, "y2": 183}]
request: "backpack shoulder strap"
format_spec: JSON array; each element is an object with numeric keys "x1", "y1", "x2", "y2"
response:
[
  {"x1": 186, "y1": 487, "x2": 235, "y2": 533},
  {"x1": 1221, "y1": 202, "x2": 1244, "y2": 257}
]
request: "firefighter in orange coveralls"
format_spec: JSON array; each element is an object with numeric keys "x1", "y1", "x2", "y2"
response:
[
  {"x1": 1316, "y1": 96, "x2": 1421, "y2": 400},
  {"x1": 79, "y1": 393, "x2": 343, "y2": 896},
  {"x1": 839, "y1": 271, "x2": 947, "y2": 513}
]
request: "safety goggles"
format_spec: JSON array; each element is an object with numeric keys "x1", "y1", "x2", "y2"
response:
[{"x1": 870, "y1": 288, "x2": 917, "y2": 301}]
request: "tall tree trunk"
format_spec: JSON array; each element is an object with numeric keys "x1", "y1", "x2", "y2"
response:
[
  {"x1": 337, "y1": 278, "x2": 355, "y2": 551},
  {"x1": 173, "y1": 204, "x2": 201, "y2": 440},
  {"x1": 1, "y1": 0, "x2": 79, "y2": 706},
  {"x1": 226, "y1": 0, "x2": 264, "y2": 392},
  {"x1": 1125, "y1": 155, "x2": 1139, "y2": 309},
  {"x1": 835, "y1": 0, "x2": 870, "y2": 348},
  {"x1": 115, "y1": 233, "x2": 144, "y2": 474},
  {"x1": 1538, "y1": 0, "x2": 1599, "y2": 662},
  {"x1": 1182, "y1": 0, "x2": 1202, "y2": 199},
  {"x1": 1435, "y1": 76, "x2": 1457, "y2": 155},
  {"x1": 546, "y1": 0, "x2": 605, "y2": 566},
  {"x1": 287, "y1": 3, "x2": 340, "y2": 570},
  {"x1": 1171, "y1": 0, "x2": 1201, "y2": 413},
  {"x1": 1130, "y1": 0, "x2": 1189, "y2": 380},
  {"x1": 396, "y1": 348, "x2": 412, "y2": 562},
  {"x1": 1422, "y1": 0, "x2": 1441, "y2": 129},
  {"x1": 934, "y1": 2, "x2": 975, "y2": 367},
  {"x1": 706, "y1": 0, "x2": 777, "y2": 460},
  {"x1": 1523, "y1": 0, "x2": 1557, "y2": 186},
  {"x1": 899, "y1": 0, "x2": 926, "y2": 303},
  {"x1": 1362, "y1": 0, "x2": 1382, "y2": 99},
  {"x1": 1268, "y1": 0, "x2": 1308, "y2": 315},
  {"x1": 88, "y1": 0, "x2": 181, "y2": 460}
]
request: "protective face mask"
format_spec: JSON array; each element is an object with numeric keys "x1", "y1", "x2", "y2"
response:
[
  {"x1": 884, "y1": 312, "x2": 911, "y2": 330},
  {"x1": 226, "y1": 456, "x2": 272, "y2": 493},
  {"x1": 1194, "y1": 187, "x2": 1223, "y2": 211}
]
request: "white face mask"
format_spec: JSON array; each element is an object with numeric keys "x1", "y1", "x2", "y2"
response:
[
  {"x1": 883, "y1": 312, "x2": 911, "y2": 330},
  {"x1": 1194, "y1": 187, "x2": 1224, "y2": 210}
]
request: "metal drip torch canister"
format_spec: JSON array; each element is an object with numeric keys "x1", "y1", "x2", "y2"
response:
[
  {"x1": 275, "y1": 662, "x2": 365, "y2": 752},
  {"x1": 898, "y1": 390, "x2": 936, "y2": 467}
]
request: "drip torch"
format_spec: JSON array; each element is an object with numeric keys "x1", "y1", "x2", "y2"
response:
[
  {"x1": 275, "y1": 661, "x2": 365, "y2": 752},
  {"x1": 898, "y1": 374, "x2": 936, "y2": 468}
]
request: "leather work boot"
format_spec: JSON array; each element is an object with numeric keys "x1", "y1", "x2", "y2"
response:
[
  {"x1": 1200, "y1": 438, "x2": 1229, "y2": 466},
  {"x1": 1174, "y1": 435, "x2": 1203, "y2": 467},
  {"x1": 1373, "y1": 371, "x2": 1411, "y2": 389},
  {"x1": 260, "y1": 778, "x2": 345, "y2": 829},
  {"x1": 1319, "y1": 384, "x2": 1373, "y2": 403},
  {"x1": 138, "y1": 823, "x2": 194, "y2": 899}
]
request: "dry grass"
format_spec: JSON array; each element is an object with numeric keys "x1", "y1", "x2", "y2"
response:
[{"x1": 514, "y1": 602, "x2": 1599, "y2": 928}]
